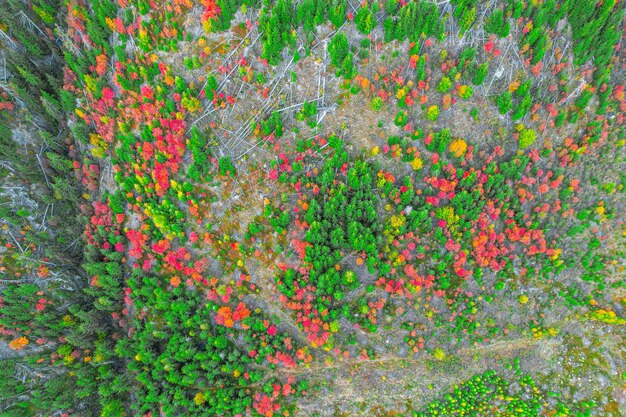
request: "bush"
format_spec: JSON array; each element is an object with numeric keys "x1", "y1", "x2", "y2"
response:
[
  {"x1": 485, "y1": 9, "x2": 510, "y2": 37},
  {"x1": 496, "y1": 91, "x2": 512, "y2": 114},
  {"x1": 518, "y1": 128, "x2": 537, "y2": 149},
  {"x1": 472, "y1": 63, "x2": 488, "y2": 86},
  {"x1": 355, "y1": 5, "x2": 374, "y2": 34},
  {"x1": 370, "y1": 97, "x2": 383, "y2": 111},
  {"x1": 426, "y1": 105, "x2": 440, "y2": 121},
  {"x1": 436, "y1": 76, "x2": 452, "y2": 93},
  {"x1": 328, "y1": 33, "x2": 349, "y2": 67}
]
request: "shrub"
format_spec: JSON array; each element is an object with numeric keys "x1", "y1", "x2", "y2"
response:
[
  {"x1": 472, "y1": 62, "x2": 488, "y2": 85},
  {"x1": 496, "y1": 91, "x2": 512, "y2": 114},
  {"x1": 458, "y1": 85, "x2": 473, "y2": 99},
  {"x1": 518, "y1": 128, "x2": 537, "y2": 149},
  {"x1": 370, "y1": 96, "x2": 383, "y2": 111},
  {"x1": 426, "y1": 105, "x2": 440, "y2": 121},
  {"x1": 436, "y1": 76, "x2": 452, "y2": 93}
]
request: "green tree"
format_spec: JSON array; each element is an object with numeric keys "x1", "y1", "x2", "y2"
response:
[
  {"x1": 329, "y1": 33, "x2": 349, "y2": 67},
  {"x1": 328, "y1": 0, "x2": 346, "y2": 27},
  {"x1": 496, "y1": 91, "x2": 512, "y2": 114},
  {"x1": 518, "y1": 128, "x2": 537, "y2": 149},
  {"x1": 340, "y1": 53, "x2": 356, "y2": 78},
  {"x1": 472, "y1": 62, "x2": 488, "y2": 85},
  {"x1": 485, "y1": 9, "x2": 510, "y2": 37},
  {"x1": 355, "y1": 4, "x2": 374, "y2": 34},
  {"x1": 436, "y1": 76, "x2": 452, "y2": 93}
]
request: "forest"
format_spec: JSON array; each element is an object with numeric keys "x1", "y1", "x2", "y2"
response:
[{"x1": 0, "y1": 0, "x2": 624, "y2": 416}]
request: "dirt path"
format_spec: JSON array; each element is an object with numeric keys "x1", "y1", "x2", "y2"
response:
[{"x1": 283, "y1": 321, "x2": 570, "y2": 416}]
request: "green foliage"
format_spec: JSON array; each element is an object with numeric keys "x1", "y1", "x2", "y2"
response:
[
  {"x1": 218, "y1": 156, "x2": 237, "y2": 176},
  {"x1": 427, "y1": 129, "x2": 452, "y2": 154},
  {"x1": 518, "y1": 127, "x2": 537, "y2": 149},
  {"x1": 261, "y1": 111, "x2": 284, "y2": 136},
  {"x1": 260, "y1": 0, "x2": 297, "y2": 64},
  {"x1": 436, "y1": 76, "x2": 452, "y2": 93},
  {"x1": 426, "y1": 105, "x2": 440, "y2": 121},
  {"x1": 355, "y1": 4, "x2": 374, "y2": 34},
  {"x1": 370, "y1": 96, "x2": 384, "y2": 111},
  {"x1": 340, "y1": 53, "x2": 356, "y2": 79},
  {"x1": 472, "y1": 62, "x2": 488, "y2": 86},
  {"x1": 383, "y1": 1, "x2": 444, "y2": 43},
  {"x1": 457, "y1": 4, "x2": 476, "y2": 34},
  {"x1": 511, "y1": 93, "x2": 532, "y2": 121},
  {"x1": 496, "y1": 91, "x2": 512, "y2": 114},
  {"x1": 329, "y1": 33, "x2": 349, "y2": 67},
  {"x1": 412, "y1": 368, "x2": 594, "y2": 416},
  {"x1": 328, "y1": 0, "x2": 347, "y2": 27},
  {"x1": 485, "y1": 9, "x2": 510, "y2": 37}
]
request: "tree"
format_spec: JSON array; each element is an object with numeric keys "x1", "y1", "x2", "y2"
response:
[
  {"x1": 355, "y1": 4, "x2": 374, "y2": 34},
  {"x1": 458, "y1": 5, "x2": 476, "y2": 35},
  {"x1": 427, "y1": 105, "x2": 440, "y2": 121},
  {"x1": 340, "y1": 53, "x2": 356, "y2": 79},
  {"x1": 328, "y1": 0, "x2": 346, "y2": 27},
  {"x1": 518, "y1": 127, "x2": 537, "y2": 149},
  {"x1": 370, "y1": 96, "x2": 383, "y2": 111},
  {"x1": 511, "y1": 94, "x2": 531, "y2": 121},
  {"x1": 485, "y1": 9, "x2": 510, "y2": 37},
  {"x1": 496, "y1": 91, "x2": 512, "y2": 114},
  {"x1": 472, "y1": 62, "x2": 488, "y2": 85},
  {"x1": 328, "y1": 33, "x2": 349, "y2": 67},
  {"x1": 436, "y1": 76, "x2": 452, "y2": 93}
]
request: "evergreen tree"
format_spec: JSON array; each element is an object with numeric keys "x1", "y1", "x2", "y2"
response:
[
  {"x1": 485, "y1": 9, "x2": 510, "y2": 37},
  {"x1": 328, "y1": 32, "x2": 349, "y2": 67},
  {"x1": 496, "y1": 91, "x2": 512, "y2": 114},
  {"x1": 355, "y1": 4, "x2": 374, "y2": 34},
  {"x1": 472, "y1": 62, "x2": 488, "y2": 85}
]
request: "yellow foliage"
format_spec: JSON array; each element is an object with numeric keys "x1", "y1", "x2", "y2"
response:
[
  {"x1": 433, "y1": 348, "x2": 446, "y2": 360},
  {"x1": 411, "y1": 157, "x2": 423, "y2": 170},
  {"x1": 589, "y1": 309, "x2": 626, "y2": 325},
  {"x1": 396, "y1": 88, "x2": 407, "y2": 100},
  {"x1": 194, "y1": 392, "x2": 206, "y2": 405},
  {"x1": 83, "y1": 74, "x2": 97, "y2": 93},
  {"x1": 449, "y1": 139, "x2": 467, "y2": 158},
  {"x1": 389, "y1": 214, "x2": 405, "y2": 229},
  {"x1": 202, "y1": 19, "x2": 212, "y2": 32},
  {"x1": 91, "y1": 146, "x2": 106, "y2": 159},
  {"x1": 371, "y1": 146, "x2": 380, "y2": 156},
  {"x1": 595, "y1": 202, "x2": 605, "y2": 215}
]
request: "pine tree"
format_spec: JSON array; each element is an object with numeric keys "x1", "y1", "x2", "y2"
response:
[
  {"x1": 472, "y1": 62, "x2": 488, "y2": 85},
  {"x1": 496, "y1": 91, "x2": 512, "y2": 114},
  {"x1": 355, "y1": 4, "x2": 374, "y2": 34},
  {"x1": 485, "y1": 9, "x2": 510, "y2": 37},
  {"x1": 328, "y1": 0, "x2": 346, "y2": 27},
  {"x1": 341, "y1": 53, "x2": 356, "y2": 79},
  {"x1": 328, "y1": 32, "x2": 349, "y2": 67}
]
